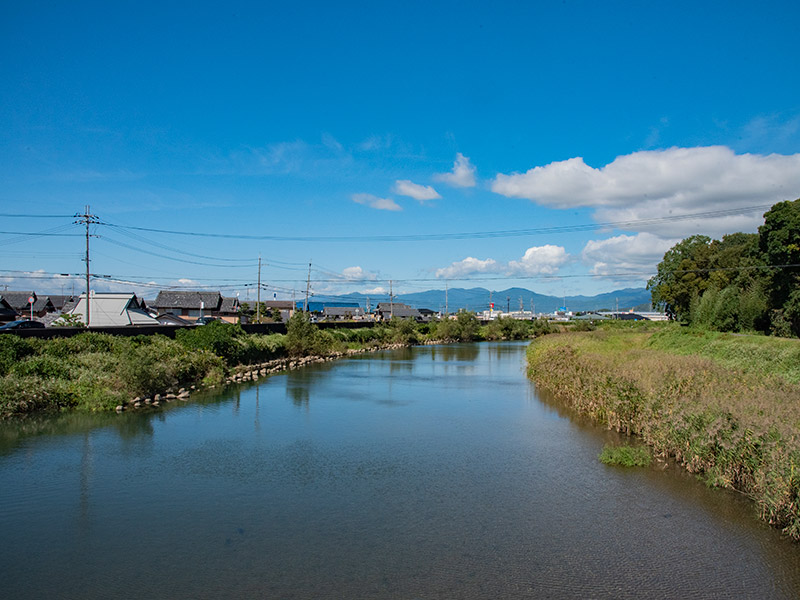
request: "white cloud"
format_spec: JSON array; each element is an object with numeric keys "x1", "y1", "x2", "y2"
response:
[
  {"x1": 434, "y1": 153, "x2": 476, "y2": 188},
  {"x1": 393, "y1": 180, "x2": 441, "y2": 202},
  {"x1": 492, "y1": 146, "x2": 800, "y2": 238},
  {"x1": 435, "y1": 245, "x2": 569, "y2": 279},
  {"x1": 362, "y1": 286, "x2": 388, "y2": 295},
  {"x1": 352, "y1": 193, "x2": 402, "y2": 211},
  {"x1": 341, "y1": 266, "x2": 377, "y2": 281},
  {"x1": 507, "y1": 245, "x2": 569, "y2": 276},
  {"x1": 581, "y1": 233, "x2": 679, "y2": 277},
  {"x1": 435, "y1": 257, "x2": 502, "y2": 279}
]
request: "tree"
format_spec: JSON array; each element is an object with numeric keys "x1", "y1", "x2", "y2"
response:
[
  {"x1": 759, "y1": 199, "x2": 800, "y2": 333},
  {"x1": 647, "y1": 235, "x2": 712, "y2": 320},
  {"x1": 51, "y1": 313, "x2": 86, "y2": 328}
]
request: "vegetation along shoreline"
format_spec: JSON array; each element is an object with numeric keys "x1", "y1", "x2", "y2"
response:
[
  {"x1": 0, "y1": 311, "x2": 555, "y2": 419},
  {"x1": 526, "y1": 323, "x2": 800, "y2": 541}
]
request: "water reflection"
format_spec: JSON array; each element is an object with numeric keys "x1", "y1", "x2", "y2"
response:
[{"x1": 430, "y1": 343, "x2": 480, "y2": 362}]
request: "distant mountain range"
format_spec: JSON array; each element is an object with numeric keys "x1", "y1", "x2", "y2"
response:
[{"x1": 331, "y1": 287, "x2": 653, "y2": 314}]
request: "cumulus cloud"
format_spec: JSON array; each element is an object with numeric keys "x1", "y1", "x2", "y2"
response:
[
  {"x1": 492, "y1": 146, "x2": 800, "y2": 238},
  {"x1": 507, "y1": 245, "x2": 570, "y2": 276},
  {"x1": 434, "y1": 153, "x2": 477, "y2": 188},
  {"x1": 435, "y1": 245, "x2": 569, "y2": 279},
  {"x1": 341, "y1": 266, "x2": 377, "y2": 281},
  {"x1": 435, "y1": 257, "x2": 502, "y2": 279},
  {"x1": 581, "y1": 233, "x2": 679, "y2": 277},
  {"x1": 352, "y1": 193, "x2": 402, "y2": 211},
  {"x1": 393, "y1": 180, "x2": 441, "y2": 202}
]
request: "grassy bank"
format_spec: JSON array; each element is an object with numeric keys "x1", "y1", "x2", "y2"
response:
[
  {"x1": 1, "y1": 314, "x2": 556, "y2": 419},
  {"x1": 526, "y1": 325, "x2": 800, "y2": 540}
]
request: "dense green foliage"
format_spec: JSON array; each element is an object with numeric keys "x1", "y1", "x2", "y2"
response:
[
  {"x1": 0, "y1": 333, "x2": 224, "y2": 417},
  {"x1": 527, "y1": 327, "x2": 800, "y2": 540},
  {"x1": 1, "y1": 312, "x2": 556, "y2": 418},
  {"x1": 648, "y1": 199, "x2": 800, "y2": 336},
  {"x1": 176, "y1": 320, "x2": 285, "y2": 365}
]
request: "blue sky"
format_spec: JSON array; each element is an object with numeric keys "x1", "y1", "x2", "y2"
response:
[{"x1": 2, "y1": 1, "x2": 800, "y2": 302}]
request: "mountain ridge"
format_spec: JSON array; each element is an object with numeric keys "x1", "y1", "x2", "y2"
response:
[{"x1": 333, "y1": 286, "x2": 652, "y2": 313}]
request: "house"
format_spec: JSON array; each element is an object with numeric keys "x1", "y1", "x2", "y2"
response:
[
  {"x1": 1, "y1": 291, "x2": 56, "y2": 319},
  {"x1": 155, "y1": 313, "x2": 193, "y2": 326},
  {"x1": 151, "y1": 290, "x2": 240, "y2": 323},
  {"x1": 322, "y1": 306, "x2": 366, "y2": 321},
  {"x1": 375, "y1": 302, "x2": 421, "y2": 321},
  {"x1": 47, "y1": 295, "x2": 78, "y2": 313},
  {"x1": 263, "y1": 300, "x2": 295, "y2": 322},
  {"x1": 66, "y1": 293, "x2": 159, "y2": 327},
  {"x1": 0, "y1": 297, "x2": 17, "y2": 322}
]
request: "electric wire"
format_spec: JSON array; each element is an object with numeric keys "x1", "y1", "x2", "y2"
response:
[{"x1": 99, "y1": 204, "x2": 774, "y2": 242}]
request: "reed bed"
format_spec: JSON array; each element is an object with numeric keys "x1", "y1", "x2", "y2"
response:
[{"x1": 527, "y1": 327, "x2": 800, "y2": 540}]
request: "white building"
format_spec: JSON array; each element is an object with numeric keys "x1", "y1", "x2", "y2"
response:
[{"x1": 67, "y1": 293, "x2": 159, "y2": 327}]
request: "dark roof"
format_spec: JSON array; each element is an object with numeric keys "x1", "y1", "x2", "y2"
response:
[
  {"x1": 1, "y1": 292, "x2": 36, "y2": 311},
  {"x1": 156, "y1": 313, "x2": 193, "y2": 325},
  {"x1": 48, "y1": 295, "x2": 77, "y2": 310},
  {"x1": 263, "y1": 301, "x2": 294, "y2": 310},
  {"x1": 217, "y1": 296, "x2": 240, "y2": 314},
  {"x1": 153, "y1": 291, "x2": 222, "y2": 310},
  {"x1": 0, "y1": 298, "x2": 16, "y2": 321},
  {"x1": 376, "y1": 303, "x2": 421, "y2": 318},
  {"x1": 323, "y1": 306, "x2": 365, "y2": 317}
]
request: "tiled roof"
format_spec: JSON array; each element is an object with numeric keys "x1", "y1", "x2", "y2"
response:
[
  {"x1": 1, "y1": 292, "x2": 36, "y2": 311},
  {"x1": 153, "y1": 290, "x2": 222, "y2": 310},
  {"x1": 217, "y1": 296, "x2": 240, "y2": 314}
]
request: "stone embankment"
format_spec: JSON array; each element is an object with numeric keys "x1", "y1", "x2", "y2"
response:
[{"x1": 115, "y1": 343, "x2": 411, "y2": 413}]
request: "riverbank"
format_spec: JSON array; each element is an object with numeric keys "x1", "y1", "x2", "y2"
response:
[
  {"x1": 1, "y1": 315, "x2": 556, "y2": 418},
  {"x1": 526, "y1": 325, "x2": 800, "y2": 540}
]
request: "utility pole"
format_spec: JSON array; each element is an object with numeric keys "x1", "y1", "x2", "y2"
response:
[
  {"x1": 304, "y1": 261, "x2": 312, "y2": 313},
  {"x1": 74, "y1": 206, "x2": 99, "y2": 327},
  {"x1": 507, "y1": 296, "x2": 510, "y2": 314},
  {"x1": 389, "y1": 280, "x2": 394, "y2": 319},
  {"x1": 445, "y1": 282, "x2": 449, "y2": 317},
  {"x1": 256, "y1": 255, "x2": 262, "y2": 323}
]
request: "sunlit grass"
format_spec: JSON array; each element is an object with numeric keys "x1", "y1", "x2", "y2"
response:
[{"x1": 527, "y1": 328, "x2": 800, "y2": 540}]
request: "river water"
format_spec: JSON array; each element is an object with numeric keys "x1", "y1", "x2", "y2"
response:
[{"x1": 1, "y1": 342, "x2": 799, "y2": 599}]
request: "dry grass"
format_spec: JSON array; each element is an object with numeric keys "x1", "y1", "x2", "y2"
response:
[{"x1": 527, "y1": 329, "x2": 800, "y2": 540}]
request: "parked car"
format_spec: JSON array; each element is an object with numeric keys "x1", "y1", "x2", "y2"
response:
[
  {"x1": 0, "y1": 320, "x2": 45, "y2": 330},
  {"x1": 195, "y1": 316, "x2": 218, "y2": 325}
]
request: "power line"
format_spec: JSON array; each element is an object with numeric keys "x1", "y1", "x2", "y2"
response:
[
  {"x1": 0, "y1": 213, "x2": 76, "y2": 218},
  {"x1": 99, "y1": 204, "x2": 774, "y2": 243}
]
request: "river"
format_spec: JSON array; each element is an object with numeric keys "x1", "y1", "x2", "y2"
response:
[{"x1": 1, "y1": 341, "x2": 799, "y2": 599}]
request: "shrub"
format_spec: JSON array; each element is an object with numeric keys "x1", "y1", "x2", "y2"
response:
[
  {"x1": 176, "y1": 321, "x2": 247, "y2": 365},
  {"x1": 285, "y1": 312, "x2": 328, "y2": 357},
  {"x1": 0, "y1": 335, "x2": 36, "y2": 376}
]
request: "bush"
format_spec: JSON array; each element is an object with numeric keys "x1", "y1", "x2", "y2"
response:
[
  {"x1": 176, "y1": 321, "x2": 247, "y2": 365},
  {"x1": 0, "y1": 335, "x2": 36, "y2": 376},
  {"x1": 285, "y1": 312, "x2": 332, "y2": 357}
]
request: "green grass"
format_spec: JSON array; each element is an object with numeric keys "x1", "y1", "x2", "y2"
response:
[
  {"x1": 527, "y1": 327, "x2": 800, "y2": 541},
  {"x1": 647, "y1": 327, "x2": 800, "y2": 384},
  {"x1": 599, "y1": 444, "x2": 652, "y2": 467}
]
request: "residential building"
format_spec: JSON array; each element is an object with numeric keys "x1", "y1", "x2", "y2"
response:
[
  {"x1": 66, "y1": 293, "x2": 158, "y2": 327},
  {"x1": 151, "y1": 290, "x2": 240, "y2": 323}
]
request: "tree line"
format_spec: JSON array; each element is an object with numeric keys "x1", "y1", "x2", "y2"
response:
[{"x1": 648, "y1": 198, "x2": 800, "y2": 337}]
